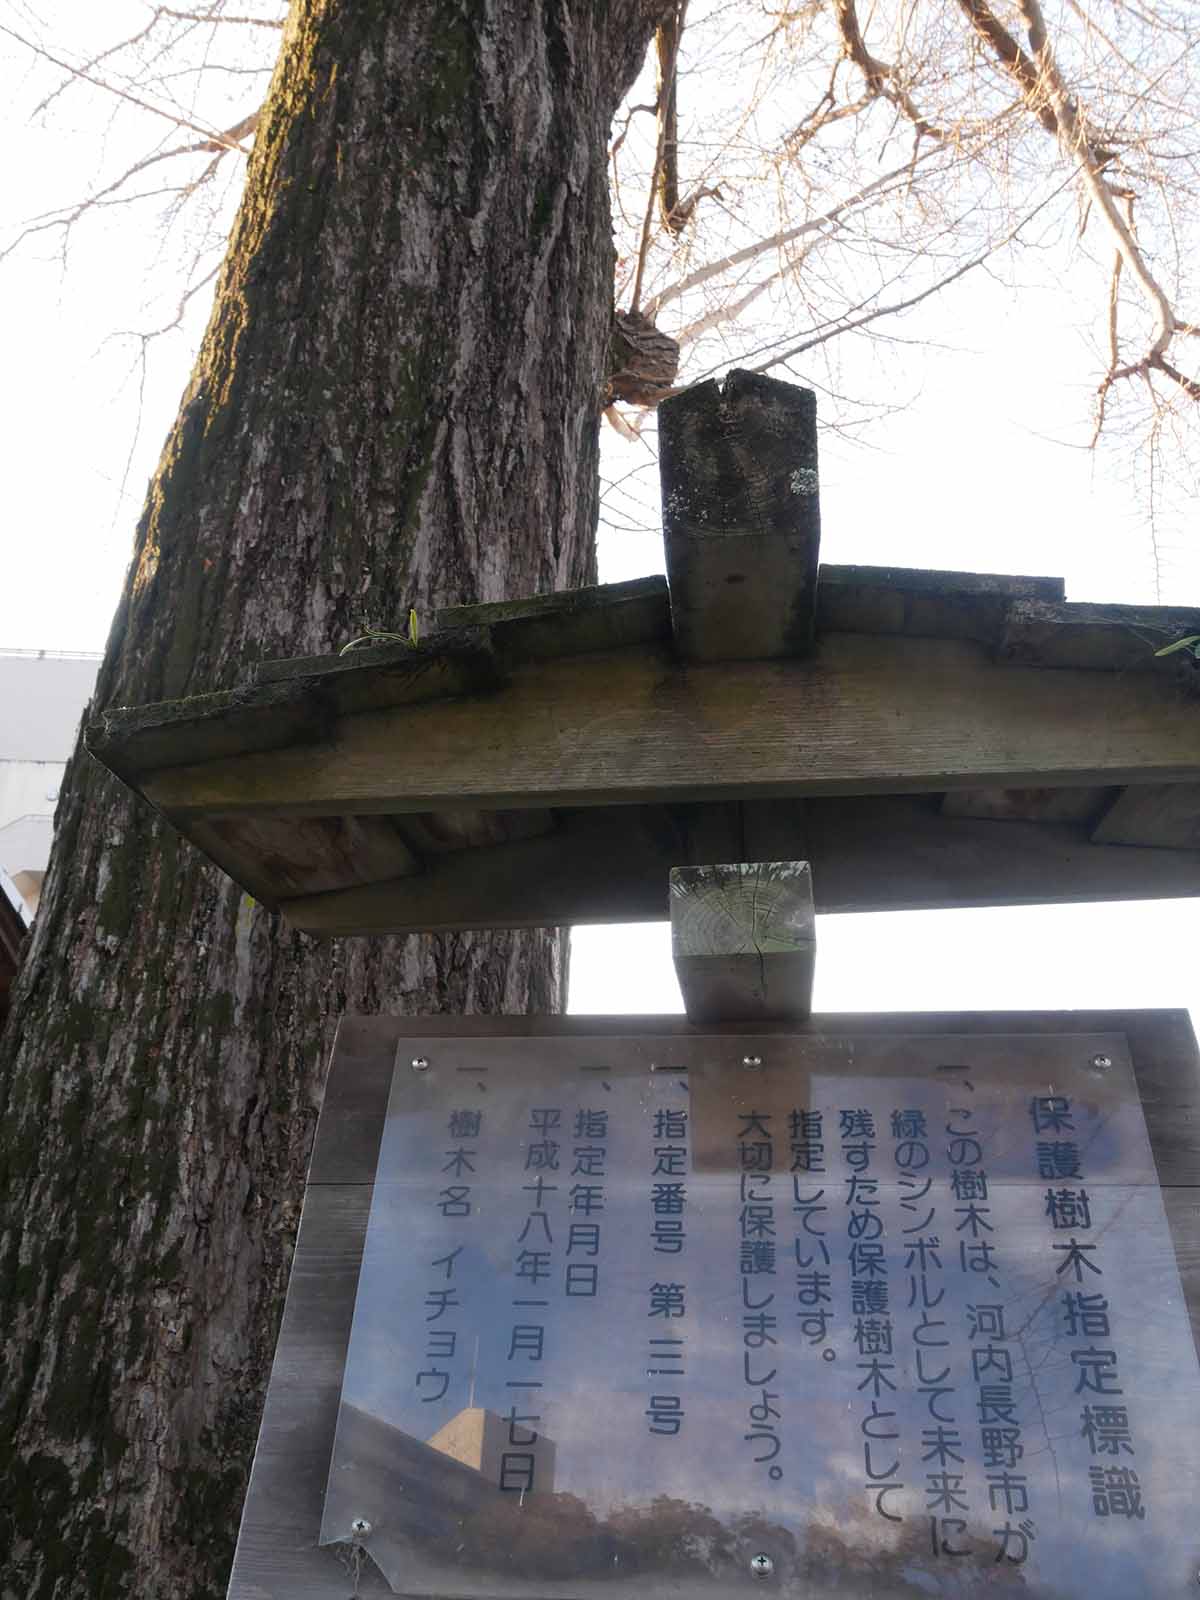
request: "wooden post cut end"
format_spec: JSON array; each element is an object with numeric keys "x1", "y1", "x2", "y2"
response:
[{"x1": 670, "y1": 860, "x2": 816, "y2": 1023}]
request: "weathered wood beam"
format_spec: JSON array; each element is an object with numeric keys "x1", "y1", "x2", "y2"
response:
[
  {"x1": 819, "y1": 565, "x2": 1063, "y2": 647},
  {"x1": 140, "y1": 633, "x2": 1200, "y2": 819},
  {"x1": 280, "y1": 804, "x2": 747, "y2": 934},
  {"x1": 941, "y1": 785, "x2": 1113, "y2": 824},
  {"x1": 805, "y1": 795, "x2": 1200, "y2": 913},
  {"x1": 1091, "y1": 783, "x2": 1200, "y2": 848},
  {"x1": 669, "y1": 861, "x2": 815, "y2": 1023},
  {"x1": 1000, "y1": 599, "x2": 1200, "y2": 671},
  {"x1": 274, "y1": 796, "x2": 1200, "y2": 936},
  {"x1": 87, "y1": 627, "x2": 501, "y2": 781},
  {"x1": 187, "y1": 813, "x2": 419, "y2": 903},
  {"x1": 659, "y1": 370, "x2": 820, "y2": 660},
  {"x1": 434, "y1": 574, "x2": 670, "y2": 659}
]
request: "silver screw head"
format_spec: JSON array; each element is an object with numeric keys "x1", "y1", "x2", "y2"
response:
[
  {"x1": 742, "y1": 1055, "x2": 763, "y2": 1069},
  {"x1": 750, "y1": 1553, "x2": 774, "y2": 1578},
  {"x1": 351, "y1": 1518, "x2": 372, "y2": 1537},
  {"x1": 1090, "y1": 1053, "x2": 1113, "y2": 1072},
  {"x1": 411, "y1": 1056, "x2": 430, "y2": 1072}
]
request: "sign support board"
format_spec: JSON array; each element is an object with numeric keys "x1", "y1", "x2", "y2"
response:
[{"x1": 227, "y1": 1010, "x2": 1200, "y2": 1600}]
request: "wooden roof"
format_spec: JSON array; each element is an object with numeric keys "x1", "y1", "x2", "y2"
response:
[{"x1": 85, "y1": 563, "x2": 1200, "y2": 935}]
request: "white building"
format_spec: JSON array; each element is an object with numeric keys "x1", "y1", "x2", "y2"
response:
[{"x1": 0, "y1": 649, "x2": 101, "y2": 924}]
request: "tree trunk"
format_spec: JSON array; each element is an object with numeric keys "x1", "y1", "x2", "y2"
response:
[{"x1": 0, "y1": 3, "x2": 669, "y2": 1594}]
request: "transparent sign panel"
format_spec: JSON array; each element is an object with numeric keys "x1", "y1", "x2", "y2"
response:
[{"x1": 321, "y1": 1034, "x2": 1200, "y2": 1598}]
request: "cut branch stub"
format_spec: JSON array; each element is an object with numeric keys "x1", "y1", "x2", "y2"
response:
[
  {"x1": 606, "y1": 309, "x2": 681, "y2": 406},
  {"x1": 670, "y1": 860, "x2": 816, "y2": 1024},
  {"x1": 659, "y1": 370, "x2": 820, "y2": 660}
]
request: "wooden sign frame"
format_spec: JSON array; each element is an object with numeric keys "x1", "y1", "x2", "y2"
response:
[{"x1": 226, "y1": 1008, "x2": 1200, "y2": 1599}]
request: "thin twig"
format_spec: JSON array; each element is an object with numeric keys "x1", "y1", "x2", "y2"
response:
[
  {"x1": 646, "y1": 150, "x2": 942, "y2": 319},
  {"x1": 630, "y1": 2, "x2": 685, "y2": 313},
  {"x1": 0, "y1": 20, "x2": 258, "y2": 151},
  {"x1": 740, "y1": 179, "x2": 1073, "y2": 376},
  {"x1": 1, "y1": 112, "x2": 259, "y2": 264},
  {"x1": 152, "y1": 5, "x2": 284, "y2": 26}
]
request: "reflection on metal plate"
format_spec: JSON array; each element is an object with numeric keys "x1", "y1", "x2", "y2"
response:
[{"x1": 319, "y1": 1034, "x2": 1199, "y2": 1598}]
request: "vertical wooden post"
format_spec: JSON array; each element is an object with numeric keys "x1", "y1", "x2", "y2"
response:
[
  {"x1": 658, "y1": 369, "x2": 820, "y2": 661},
  {"x1": 669, "y1": 861, "x2": 816, "y2": 1023}
]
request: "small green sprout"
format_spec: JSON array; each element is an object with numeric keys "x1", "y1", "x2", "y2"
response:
[
  {"x1": 339, "y1": 609, "x2": 420, "y2": 656},
  {"x1": 1154, "y1": 634, "x2": 1200, "y2": 661}
]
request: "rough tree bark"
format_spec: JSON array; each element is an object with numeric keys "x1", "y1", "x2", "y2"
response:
[{"x1": 0, "y1": 3, "x2": 671, "y2": 1595}]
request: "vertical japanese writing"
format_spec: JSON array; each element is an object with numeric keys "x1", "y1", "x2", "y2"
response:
[
  {"x1": 943, "y1": 1099, "x2": 1036, "y2": 1566},
  {"x1": 416, "y1": 1107, "x2": 484, "y2": 1406},
  {"x1": 567, "y1": 1107, "x2": 607, "y2": 1302},
  {"x1": 793, "y1": 1106, "x2": 831, "y2": 1357},
  {"x1": 500, "y1": 1106, "x2": 561, "y2": 1493},
  {"x1": 740, "y1": 1108, "x2": 781, "y2": 1480},
  {"x1": 943, "y1": 1100, "x2": 1029, "y2": 1568},
  {"x1": 1033, "y1": 1093, "x2": 1147, "y2": 1527},
  {"x1": 842, "y1": 1107, "x2": 900, "y2": 1520},
  {"x1": 893, "y1": 1106, "x2": 965, "y2": 1555},
  {"x1": 328, "y1": 1032, "x2": 1198, "y2": 1599},
  {"x1": 647, "y1": 1105, "x2": 688, "y2": 1436}
]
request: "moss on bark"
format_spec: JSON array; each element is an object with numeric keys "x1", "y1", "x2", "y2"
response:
[{"x1": 0, "y1": 2, "x2": 672, "y2": 1595}]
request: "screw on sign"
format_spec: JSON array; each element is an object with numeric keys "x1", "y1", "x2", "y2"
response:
[
  {"x1": 742, "y1": 1055, "x2": 763, "y2": 1069},
  {"x1": 411, "y1": 1056, "x2": 430, "y2": 1072},
  {"x1": 350, "y1": 1518, "x2": 372, "y2": 1538},
  {"x1": 1090, "y1": 1054, "x2": 1113, "y2": 1072},
  {"x1": 750, "y1": 1554, "x2": 774, "y2": 1578}
]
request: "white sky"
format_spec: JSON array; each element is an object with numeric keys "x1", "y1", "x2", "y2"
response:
[{"x1": 1, "y1": 6, "x2": 1197, "y2": 1036}]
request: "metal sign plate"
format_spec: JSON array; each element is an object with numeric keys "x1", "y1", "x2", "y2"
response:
[{"x1": 316, "y1": 1032, "x2": 1200, "y2": 1599}]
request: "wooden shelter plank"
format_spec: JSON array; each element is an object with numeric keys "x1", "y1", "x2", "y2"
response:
[
  {"x1": 1001, "y1": 599, "x2": 1200, "y2": 670},
  {"x1": 272, "y1": 795, "x2": 1200, "y2": 936},
  {"x1": 186, "y1": 813, "x2": 419, "y2": 902},
  {"x1": 140, "y1": 634, "x2": 1200, "y2": 819},
  {"x1": 434, "y1": 574, "x2": 671, "y2": 659},
  {"x1": 817, "y1": 565, "x2": 1065, "y2": 648},
  {"x1": 818, "y1": 564, "x2": 1065, "y2": 601},
  {"x1": 391, "y1": 807, "x2": 555, "y2": 855},
  {"x1": 277, "y1": 804, "x2": 740, "y2": 934},
  {"x1": 806, "y1": 795, "x2": 1200, "y2": 914},
  {"x1": 941, "y1": 785, "x2": 1114, "y2": 824},
  {"x1": 1091, "y1": 781, "x2": 1200, "y2": 848},
  {"x1": 87, "y1": 627, "x2": 501, "y2": 783}
]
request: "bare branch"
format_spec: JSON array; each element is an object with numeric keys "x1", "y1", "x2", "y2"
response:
[
  {"x1": 114, "y1": 258, "x2": 224, "y2": 347},
  {"x1": 1, "y1": 111, "x2": 260, "y2": 264},
  {"x1": 954, "y1": 0, "x2": 1199, "y2": 409},
  {"x1": 151, "y1": 5, "x2": 284, "y2": 26},
  {"x1": 630, "y1": 2, "x2": 686, "y2": 311},
  {"x1": 31, "y1": 15, "x2": 159, "y2": 118},
  {"x1": 656, "y1": 2, "x2": 686, "y2": 233},
  {"x1": 0, "y1": 20, "x2": 258, "y2": 151},
  {"x1": 646, "y1": 151, "x2": 942, "y2": 319},
  {"x1": 610, "y1": 101, "x2": 657, "y2": 162},
  {"x1": 833, "y1": 0, "x2": 945, "y2": 143},
  {"x1": 736, "y1": 179, "x2": 1075, "y2": 377},
  {"x1": 780, "y1": 86, "x2": 872, "y2": 160},
  {"x1": 1153, "y1": 354, "x2": 1200, "y2": 401},
  {"x1": 954, "y1": 0, "x2": 1070, "y2": 145},
  {"x1": 1021, "y1": 0, "x2": 1174, "y2": 348}
]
